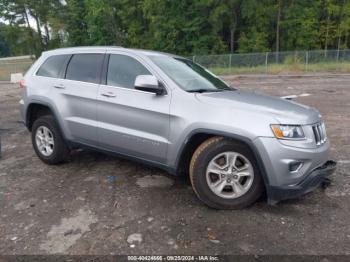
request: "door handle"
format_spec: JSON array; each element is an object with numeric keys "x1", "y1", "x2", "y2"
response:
[
  {"x1": 101, "y1": 92, "x2": 116, "y2": 98},
  {"x1": 53, "y1": 84, "x2": 65, "y2": 89}
]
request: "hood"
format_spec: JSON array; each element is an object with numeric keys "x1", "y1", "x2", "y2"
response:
[{"x1": 195, "y1": 90, "x2": 321, "y2": 124}]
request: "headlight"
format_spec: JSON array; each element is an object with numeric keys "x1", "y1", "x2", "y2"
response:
[{"x1": 270, "y1": 124, "x2": 305, "y2": 139}]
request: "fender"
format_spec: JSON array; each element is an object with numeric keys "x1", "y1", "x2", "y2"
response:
[
  {"x1": 25, "y1": 100, "x2": 69, "y2": 142},
  {"x1": 174, "y1": 128, "x2": 271, "y2": 188}
]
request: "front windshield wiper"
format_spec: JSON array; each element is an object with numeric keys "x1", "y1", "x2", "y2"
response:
[{"x1": 187, "y1": 89, "x2": 226, "y2": 93}]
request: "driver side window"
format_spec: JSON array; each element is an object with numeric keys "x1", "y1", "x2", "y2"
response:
[{"x1": 107, "y1": 54, "x2": 152, "y2": 89}]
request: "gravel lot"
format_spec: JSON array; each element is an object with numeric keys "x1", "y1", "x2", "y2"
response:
[{"x1": 0, "y1": 74, "x2": 349, "y2": 255}]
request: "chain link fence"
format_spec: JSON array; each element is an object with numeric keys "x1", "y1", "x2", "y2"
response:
[
  {"x1": 192, "y1": 49, "x2": 350, "y2": 75},
  {"x1": 1, "y1": 50, "x2": 350, "y2": 81}
]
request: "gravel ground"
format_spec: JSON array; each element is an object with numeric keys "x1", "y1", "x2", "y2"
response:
[{"x1": 0, "y1": 74, "x2": 349, "y2": 255}]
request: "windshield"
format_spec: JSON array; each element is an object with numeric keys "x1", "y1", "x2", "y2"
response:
[{"x1": 149, "y1": 56, "x2": 233, "y2": 92}]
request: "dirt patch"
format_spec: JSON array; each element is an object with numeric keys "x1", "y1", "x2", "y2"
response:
[
  {"x1": 136, "y1": 175, "x2": 174, "y2": 188},
  {"x1": 40, "y1": 208, "x2": 97, "y2": 254}
]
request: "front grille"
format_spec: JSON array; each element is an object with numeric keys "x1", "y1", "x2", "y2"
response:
[{"x1": 312, "y1": 122, "x2": 327, "y2": 146}]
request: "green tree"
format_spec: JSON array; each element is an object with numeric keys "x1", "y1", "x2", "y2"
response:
[
  {"x1": 320, "y1": 0, "x2": 338, "y2": 55},
  {"x1": 84, "y1": 0, "x2": 124, "y2": 46},
  {"x1": 227, "y1": 0, "x2": 242, "y2": 53},
  {"x1": 1, "y1": 0, "x2": 350, "y2": 56},
  {"x1": 336, "y1": 0, "x2": 350, "y2": 51},
  {"x1": 238, "y1": 0, "x2": 275, "y2": 53},
  {"x1": 64, "y1": 0, "x2": 89, "y2": 46},
  {"x1": 0, "y1": 0, "x2": 37, "y2": 54},
  {"x1": 0, "y1": 24, "x2": 11, "y2": 57},
  {"x1": 0, "y1": 0, "x2": 64, "y2": 56},
  {"x1": 0, "y1": 23, "x2": 36, "y2": 56},
  {"x1": 118, "y1": 0, "x2": 150, "y2": 49},
  {"x1": 340, "y1": 1, "x2": 350, "y2": 49},
  {"x1": 280, "y1": 0, "x2": 321, "y2": 51}
]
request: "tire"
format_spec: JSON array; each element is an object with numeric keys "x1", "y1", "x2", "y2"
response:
[
  {"x1": 31, "y1": 115, "x2": 69, "y2": 165},
  {"x1": 189, "y1": 136, "x2": 264, "y2": 209}
]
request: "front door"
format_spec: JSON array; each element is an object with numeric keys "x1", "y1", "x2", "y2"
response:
[{"x1": 97, "y1": 53, "x2": 171, "y2": 164}]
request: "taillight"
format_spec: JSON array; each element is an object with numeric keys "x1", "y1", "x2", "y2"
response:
[{"x1": 19, "y1": 79, "x2": 25, "y2": 88}]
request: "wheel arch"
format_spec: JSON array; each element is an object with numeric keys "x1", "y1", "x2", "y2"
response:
[
  {"x1": 25, "y1": 102, "x2": 67, "y2": 138},
  {"x1": 26, "y1": 102, "x2": 54, "y2": 131},
  {"x1": 175, "y1": 129, "x2": 270, "y2": 187},
  {"x1": 26, "y1": 101, "x2": 72, "y2": 152}
]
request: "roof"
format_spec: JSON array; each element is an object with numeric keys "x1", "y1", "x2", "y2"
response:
[{"x1": 42, "y1": 46, "x2": 176, "y2": 58}]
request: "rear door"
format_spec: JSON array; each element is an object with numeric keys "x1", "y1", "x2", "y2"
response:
[
  {"x1": 51, "y1": 52, "x2": 105, "y2": 145},
  {"x1": 97, "y1": 52, "x2": 171, "y2": 164}
]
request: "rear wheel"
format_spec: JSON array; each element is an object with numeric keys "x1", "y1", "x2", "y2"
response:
[
  {"x1": 189, "y1": 137, "x2": 264, "y2": 209},
  {"x1": 31, "y1": 115, "x2": 69, "y2": 164}
]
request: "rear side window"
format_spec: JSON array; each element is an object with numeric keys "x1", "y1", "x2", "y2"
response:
[
  {"x1": 66, "y1": 54, "x2": 104, "y2": 84},
  {"x1": 107, "y1": 54, "x2": 151, "y2": 89},
  {"x1": 36, "y1": 55, "x2": 70, "y2": 78}
]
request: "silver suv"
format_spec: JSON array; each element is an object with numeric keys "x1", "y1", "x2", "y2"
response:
[{"x1": 20, "y1": 47, "x2": 336, "y2": 209}]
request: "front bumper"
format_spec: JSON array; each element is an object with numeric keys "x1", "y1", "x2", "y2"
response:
[
  {"x1": 267, "y1": 160, "x2": 336, "y2": 203},
  {"x1": 253, "y1": 137, "x2": 336, "y2": 203}
]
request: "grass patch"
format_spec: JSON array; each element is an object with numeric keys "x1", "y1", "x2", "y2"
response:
[
  {"x1": 210, "y1": 62, "x2": 350, "y2": 75},
  {"x1": 1, "y1": 61, "x2": 350, "y2": 81},
  {"x1": 0, "y1": 61, "x2": 33, "y2": 81}
]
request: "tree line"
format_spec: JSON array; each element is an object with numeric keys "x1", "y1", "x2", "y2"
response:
[{"x1": 0, "y1": 0, "x2": 349, "y2": 58}]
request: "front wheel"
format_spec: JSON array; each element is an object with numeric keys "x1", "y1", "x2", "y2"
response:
[{"x1": 189, "y1": 137, "x2": 264, "y2": 209}]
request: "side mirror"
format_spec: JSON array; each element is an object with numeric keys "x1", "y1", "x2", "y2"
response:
[{"x1": 134, "y1": 75, "x2": 165, "y2": 95}]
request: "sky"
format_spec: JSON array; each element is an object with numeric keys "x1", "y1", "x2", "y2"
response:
[{"x1": 0, "y1": 12, "x2": 42, "y2": 32}]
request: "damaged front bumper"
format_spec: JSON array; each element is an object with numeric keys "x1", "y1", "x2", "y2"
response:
[{"x1": 267, "y1": 160, "x2": 337, "y2": 204}]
